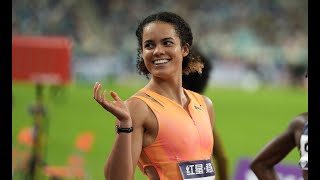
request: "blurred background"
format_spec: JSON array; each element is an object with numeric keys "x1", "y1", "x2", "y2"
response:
[{"x1": 12, "y1": 0, "x2": 308, "y2": 180}]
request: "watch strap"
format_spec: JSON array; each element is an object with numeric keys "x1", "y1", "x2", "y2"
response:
[{"x1": 116, "y1": 125, "x2": 134, "y2": 134}]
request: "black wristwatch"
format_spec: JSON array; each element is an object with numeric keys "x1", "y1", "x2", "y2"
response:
[{"x1": 116, "y1": 125, "x2": 134, "y2": 134}]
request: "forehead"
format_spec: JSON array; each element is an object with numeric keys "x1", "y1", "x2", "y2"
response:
[{"x1": 142, "y1": 21, "x2": 178, "y2": 41}]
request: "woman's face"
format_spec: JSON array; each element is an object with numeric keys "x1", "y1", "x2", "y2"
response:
[{"x1": 141, "y1": 21, "x2": 189, "y2": 79}]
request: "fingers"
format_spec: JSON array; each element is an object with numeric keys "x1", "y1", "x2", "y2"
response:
[
  {"x1": 93, "y1": 82, "x2": 97, "y2": 99},
  {"x1": 93, "y1": 82, "x2": 104, "y2": 102},
  {"x1": 110, "y1": 91, "x2": 122, "y2": 101},
  {"x1": 93, "y1": 82, "x2": 99, "y2": 100},
  {"x1": 93, "y1": 82, "x2": 122, "y2": 106},
  {"x1": 93, "y1": 82, "x2": 112, "y2": 103},
  {"x1": 101, "y1": 90, "x2": 107, "y2": 102}
]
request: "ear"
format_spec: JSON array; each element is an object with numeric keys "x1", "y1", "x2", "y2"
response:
[{"x1": 182, "y1": 44, "x2": 190, "y2": 57}]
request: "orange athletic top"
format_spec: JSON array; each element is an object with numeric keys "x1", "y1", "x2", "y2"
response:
[{"x1": 132, "y1": 88, "x2": 214, "y2": 180}]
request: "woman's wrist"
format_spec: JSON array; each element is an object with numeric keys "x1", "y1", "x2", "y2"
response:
[{"x1": 118, "y1": 120, "x2": 132, "y2": 128}]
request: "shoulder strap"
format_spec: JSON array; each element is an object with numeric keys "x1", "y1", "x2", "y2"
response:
[
  {"x1": 131, "y1": 95, "x2": 165, "y2": 111},
  {"x1": 138, "y1": 88, "x2": 167, "y2": 107},
  {"x1": 184, "y1": 89, "x2": 208, "y2": 110},
  {"x1": 131, "y1": 95, "x2": 154, "y2": 105}
]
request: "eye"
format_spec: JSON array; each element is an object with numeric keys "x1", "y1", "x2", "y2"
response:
[
  {"x1": 144, "y1": 43, "x2": 154, "y2": 49},
  {"x1": 163, "y1": 41, "x2": 174, "y2": 46}
]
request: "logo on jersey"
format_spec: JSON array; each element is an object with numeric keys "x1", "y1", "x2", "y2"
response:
[{"x1": 194, "y1": 105, "x2": 202, "y2": 110}]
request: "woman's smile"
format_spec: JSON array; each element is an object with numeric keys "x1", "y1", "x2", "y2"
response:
[{"x1": 153, "y1": 59, "x2": 170, "y2": 65}]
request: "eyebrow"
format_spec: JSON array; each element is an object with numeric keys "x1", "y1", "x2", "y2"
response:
[{"x1": 143, "y1": 37, "x2": 175, "y2": 44}]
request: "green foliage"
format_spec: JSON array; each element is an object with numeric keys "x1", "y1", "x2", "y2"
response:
[{"x1": 12, "y1": 82, "x2": 307, "y2": 180}]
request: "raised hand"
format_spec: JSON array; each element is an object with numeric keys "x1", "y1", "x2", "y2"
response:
[{"x1": 93, "y1": 82, "x2": 131, "y2": 122}]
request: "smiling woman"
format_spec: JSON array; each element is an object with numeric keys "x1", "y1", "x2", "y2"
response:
[
  {"x1": 135, "y1": 12, "x2": 204, "y2": 79},
  {"x1": 92, "y1": 11, "x2": 217, "y2": 180}
]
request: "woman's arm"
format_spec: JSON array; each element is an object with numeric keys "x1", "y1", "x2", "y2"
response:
[
  {"x1": 249, "y1": 116, "x2": 305, "y2": 180},
  {"x1": 212, "y1": 130, "x2": 229, "y2": 180},
  {"x1": 93, "y1": 83, "x2": 145, "y2": 180},
  {"x1": 203, "y1": 96, "x2": 229, "y2": 180}
]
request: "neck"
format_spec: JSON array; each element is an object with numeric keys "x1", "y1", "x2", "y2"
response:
[{"x1": 145, "y1": 77, "x2": 187, "y2": 105}]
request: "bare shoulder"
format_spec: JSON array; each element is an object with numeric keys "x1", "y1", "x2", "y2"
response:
[
  {"x1": 125, "y1": 92, "x2": 150, "y2": 111},
  {"x1": 201, "y1": 94, "x2": 215, "y2": 128},
  {"x1": 124, "y1": 91, "x2": 152, "y2": 125},
  {"x1": 201, "y1": 95, "x2": 214, "y2": 108},
  {"x1": 288, "y1": 112, "x2": 308, "y2": 133}
]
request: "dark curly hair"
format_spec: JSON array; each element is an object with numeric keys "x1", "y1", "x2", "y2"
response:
[{"x1": 135, "y1": 11, "x2": 204, "y2": 79}]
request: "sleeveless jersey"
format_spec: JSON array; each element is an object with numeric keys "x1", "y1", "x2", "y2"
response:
[
  {"x1": 299, "y1": 121, "x2": 308, "y2": 170},
  {"x1": 132, "y1": 88, "x2": 214, "y2": 180}
]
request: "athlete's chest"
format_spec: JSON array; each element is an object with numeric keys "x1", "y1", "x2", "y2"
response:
[{"x1": 155, "y1": 102, "x2": 213, "y2": 159}]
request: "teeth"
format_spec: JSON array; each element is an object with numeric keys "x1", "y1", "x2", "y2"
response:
[{"x1": 154, "y1": 59, "x2": 169, "y2": 65}]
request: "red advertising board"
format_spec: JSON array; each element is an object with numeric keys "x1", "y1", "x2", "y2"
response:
[{"x1": 12, "y1": 35, "x2": 72, "y2": 85}]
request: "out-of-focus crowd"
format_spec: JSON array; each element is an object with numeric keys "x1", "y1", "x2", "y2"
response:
[{"x1": 12, "y1": 0, "x2": 308, "y2": 88}]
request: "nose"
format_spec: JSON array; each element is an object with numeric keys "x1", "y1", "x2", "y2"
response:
[{"x1": 153, "y1": 45, "x2": 165, "y2": 56}]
